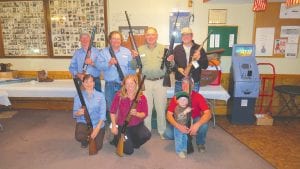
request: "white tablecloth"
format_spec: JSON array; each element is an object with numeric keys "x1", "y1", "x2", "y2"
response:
[
  {"x1": 167, "y1": 85, "x2": 230, "y2": 102},
  {"x1": 0, "y1": 90, "x2": 11, "y2": 106},
  {"x1": 0, "y1": 80, "x2": 76, "y2": 98}
]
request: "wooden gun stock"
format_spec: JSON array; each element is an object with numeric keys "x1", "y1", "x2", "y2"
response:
[
  {"x1": 73, "y1": 78, "x2": 98, "y2": 155},
  {"x1": 88, "y1": 137, "x2": 98, "y2": 155},
  {"x1": 116, "y1": 133, "x2": 125, "y2": 157}
]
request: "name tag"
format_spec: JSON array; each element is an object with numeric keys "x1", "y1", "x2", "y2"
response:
[
  {"x1": 122, "y1": 55, "x2": 128, "y2": 58},
  {"x1": 140, "y1": 53, "x2": 146, "y2": 57}
]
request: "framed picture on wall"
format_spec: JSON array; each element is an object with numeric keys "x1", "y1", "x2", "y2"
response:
[
  {"x1": 208, "y1": 9, "x2": 227, "y2": 24},
  {"x1": 119, "y1": 26, "x2": 148, "y2": 42},
  {"x1": 49, "y1": 0, "x2": 106, "y2": 57},
  {"x1": 0, "y1": 1, "x2": 48, "y2": 57}
]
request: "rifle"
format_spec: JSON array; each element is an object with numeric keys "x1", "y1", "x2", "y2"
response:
[
  {"x1": 116, "y1": 75, "x2": 146, "y2": 157},
  {"x1": 124, "y1": 11, "x2": 143, "y2": 88},
  {"x1": 103, "y1": 30, "x2": 125, "y2": 81},
  {"x1": 73, "y1": 78, "x2": 98, "y2": 155},
  {"x1": 183, "y1": 31, "x2": 213, "y2": 77},
  {"x1": 186, "y1": 77, "x2": 194, "y2": 154},
  {"x1": 161, "y1": 12, "x2": 179, "y2": 87},
  {"x1": 82, "y1": 26, "x2": 97, "y2": 73}
]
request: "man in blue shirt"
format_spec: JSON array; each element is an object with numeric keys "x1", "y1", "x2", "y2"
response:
[
  {"x1": 96, "y1": 31, "x2": 134, "y2": 122},
  {"x1": 69, "y1": 32, "x2": 102, "y2": 92}
]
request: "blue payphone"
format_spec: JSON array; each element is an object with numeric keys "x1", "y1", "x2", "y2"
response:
[{"x1": 229, "y1": 44, "x2": 260, "y2": 124}]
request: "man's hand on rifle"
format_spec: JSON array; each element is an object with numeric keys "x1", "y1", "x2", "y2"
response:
[
  {"x1": 167, "y1": 54, "x2": 174, "y2": 62},
  {"x1": 189, "y1": 123, "x2": 201, "y2": 136},
  {"x1": 192, "y1": 50, "x2": 201, "y2": 61},
  {"x1": 178, "y1": 67, "x2": 185, "y2": 76},
  {"x1": 109, "y1": 58, "x2": 118, "y2": 66},
  {"x1": 131, "y1": 50, "x2": 138, "y2": 59},
  {"x1": 176, "y1": 123, "x2": 189, "y2": 134}
]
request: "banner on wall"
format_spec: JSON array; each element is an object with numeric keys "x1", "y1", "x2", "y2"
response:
[{"x1": 169, "y1": 11, "x2": 190, "y2": 43}]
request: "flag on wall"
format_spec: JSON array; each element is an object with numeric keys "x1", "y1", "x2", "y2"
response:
[
  {"x1": 253, "y1": 0, "x2": 267, "y2": 12},
  {"x1": 286, "y1": 0, "x2": 300, "y2": 8}
]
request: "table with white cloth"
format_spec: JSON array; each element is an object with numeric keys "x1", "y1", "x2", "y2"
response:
[
  {"x1": 0, "y1": 79, "x2": 77, "y2": 130},
  {"x1": 0, "y1": 79, "x2": 77, "y2": 98},
  {"x1": 167, "y1": 85, "x2": 230, "y2": 127},
  {"x1": 0, "y1": 90, "x2": 11, "y2": 131}
]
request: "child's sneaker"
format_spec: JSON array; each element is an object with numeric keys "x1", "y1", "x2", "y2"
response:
[{"x1": 178, "y1": 152, "x2": 186, "y2": 158}]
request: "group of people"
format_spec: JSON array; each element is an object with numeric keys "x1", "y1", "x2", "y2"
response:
[{"x1": 70, "y1": 26, "x2": 212, "y2": 158}]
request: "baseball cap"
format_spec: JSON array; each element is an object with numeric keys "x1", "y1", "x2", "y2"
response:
[
  {"x1": 176, "y1": 91, "x2": 189, "y2": 100},
  {"x1": 181, "y1": 27, "x2": 193, "y2": 34}
]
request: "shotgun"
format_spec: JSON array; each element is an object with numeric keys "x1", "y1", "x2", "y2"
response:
[
  {"x1": 82, "y1": 26, "x2": 97, "y2": 73},
  {"x1": 186, "y1": 77, "x2": 194, "y2": 154},
  {"x1": 73, "y1": 78, "x2": 98, "y2": 155},
  {"x1": 103, "y1": 30, "x2": 125, "y2": 81},
  {"x1": 161, "y1": 11, "x2": 179, "y2": 87},
  {"x1": 116, "y1": 75, "x2": 146, "y2": 157},
  {"x1": 125, "y1": 11, "x2": 144, "y2": 89}
]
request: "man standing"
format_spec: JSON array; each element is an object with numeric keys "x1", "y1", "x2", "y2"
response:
[
  {"x1": 173, "y1": 27, "x2": 208, "y2": 93},
  {"x1": 132, "y1": 27, "x2": 168, "y2": 139},
  {"x1": 69, "y1": 32, "x2": 102, "y2": 92},
  {"x1": 166, "y1": 77, "x2": 212, "y2": 154},
  {"x1": 96, "y1": 31, "x2": 134, "y2": 122}
]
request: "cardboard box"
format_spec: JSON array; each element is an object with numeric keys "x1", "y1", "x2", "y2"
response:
[
  {"x1": 0, "y1": 70, "x2": 18, "y2": 79},
  {"x1": 255, "y1": 114, "x2": 273, "y2": 126},
  {"x1": 200, "y1": 66, "x2": 221, "y2": 86}
]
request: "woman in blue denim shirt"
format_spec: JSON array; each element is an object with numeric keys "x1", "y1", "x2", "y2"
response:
[{"x1": 73, "y1": 74, "x2": 106, "y2": 150}]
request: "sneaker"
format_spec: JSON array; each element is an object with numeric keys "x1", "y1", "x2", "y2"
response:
[
  {"x1": 177, "y1": 152, "x2": 186, "y2": 159},
  {"x1": 197, "y1": 144, "x2": 206, "y2": 153},
  {"x1": 81, "y1": 140, "x2": 88, "y2": 148}
]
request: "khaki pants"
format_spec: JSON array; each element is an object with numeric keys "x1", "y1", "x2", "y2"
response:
[
  {"x1": 75, "y1": 122, "x2": 105, "y2": 150},
  {"x1": 144, "y1": 79, "x2": 168, "y2": 135}
]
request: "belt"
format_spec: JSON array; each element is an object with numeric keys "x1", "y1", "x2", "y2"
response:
[{"x1": 146, "y1": 76, "x2": 164, "y2": 81}]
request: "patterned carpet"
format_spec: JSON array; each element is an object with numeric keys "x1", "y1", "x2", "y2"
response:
[{"x1": 217, "y1": 116, "x2": 300, "y2": 169}]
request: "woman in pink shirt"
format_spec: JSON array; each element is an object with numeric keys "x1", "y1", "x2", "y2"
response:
[{"x1": 110, "y1": 75, "x2": 151, "y2": 155}]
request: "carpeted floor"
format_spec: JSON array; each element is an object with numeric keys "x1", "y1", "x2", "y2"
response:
[
  {"x1": 217, "y1": 116, "x2": 300, "y2": 169},
  {"x1": 0, "y1": 110, "x2": 274, "y2": 169}
]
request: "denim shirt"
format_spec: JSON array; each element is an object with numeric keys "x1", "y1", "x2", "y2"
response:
[
  {"x1": 73, "y1": 90, "x2": 106, "y2": 129},
  {"x1": 69, "y1": 47, "x2": 101, "y2": 78},
  {"x1": 96, "y1": 46, "x2": 135, "y2": 83}
]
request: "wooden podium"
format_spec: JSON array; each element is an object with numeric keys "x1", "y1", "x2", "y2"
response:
[{"x1": 0, "y1": 71, "x2": 18, "y2": 79}]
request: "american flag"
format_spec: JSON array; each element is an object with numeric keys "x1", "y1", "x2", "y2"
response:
[
  {"x1": 253, "y1": 0, "x2": 267, "y2": 12},
  {"x1": 286, "y1": 0, "x2": 300, "y2": 8}
]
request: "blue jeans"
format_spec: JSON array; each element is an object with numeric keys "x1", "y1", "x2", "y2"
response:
[
  {"x1": 174, "y1": 80, "x2": 200, "y2": 93},
  {"x1": 105, "y1": 81, "x2": 121, "y2": 122},
  {"x1": 164, "y1": 117, "x2": 209, "y2": 145},
  {"x1": 174, "y1": 127, "x2": 187, "y2": 153}
]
